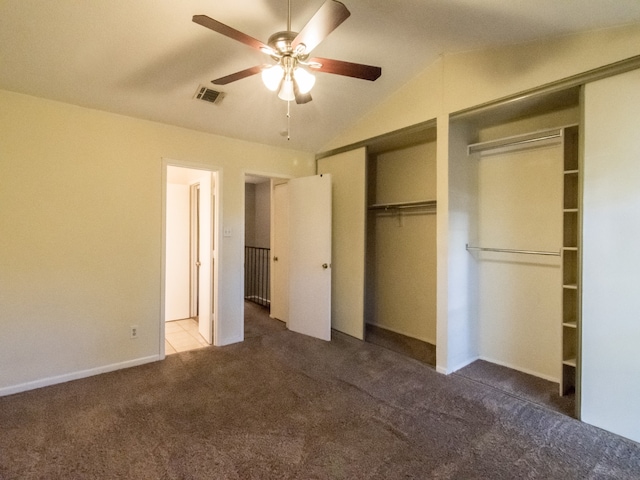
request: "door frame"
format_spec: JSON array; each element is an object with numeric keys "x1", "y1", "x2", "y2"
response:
[{"x1": 161, "y1": 158, "x2": 221, "y2": 357}]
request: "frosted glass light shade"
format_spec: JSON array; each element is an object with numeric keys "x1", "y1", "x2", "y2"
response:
[
  {"x1": 262, "y1": 65, "x2": 284, "y2": 91},
  {"x1": 278, "y1": 77, "x2": 295, "y2": 101},
  {"x1": 294, "y1": 67, "x2": 315, "y2": 94}
]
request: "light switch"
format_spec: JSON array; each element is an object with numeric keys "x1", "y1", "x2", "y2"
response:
[{"x1": 223, "y1": 227, "x2": 232, "y2": 237}]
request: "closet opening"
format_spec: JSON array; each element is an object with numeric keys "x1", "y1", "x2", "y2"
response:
[
  {"x1": 364, "y1": 125, "x2": 438, "y2": 367},
  {"x1": 448, "y1": 86, "x2": 581, "y2": 418}
]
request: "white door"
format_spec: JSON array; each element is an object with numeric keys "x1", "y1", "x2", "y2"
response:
[
  {"x1": 270, "y1": 183, "x2": 290, "y2": 323},
  {"x1": 581, "y1": 68, "x2": 640, "y2": 443},
  {"x1": 197, "y1": 172, "x2": 213, "y2": 344},
  {"x1": 317, "y1": 148, "x2": 367, "y2": 340},
  {"x1": 287, "y1": 174, "x2": 332, "y2": 341}
]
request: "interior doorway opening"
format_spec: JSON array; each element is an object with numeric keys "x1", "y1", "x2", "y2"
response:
[
  {"x1": 164, "y1": 165, "x2": 218, "y2": 354},
  {"x1": 244, "y1": 175, "x2": 272, "y2": 311}
]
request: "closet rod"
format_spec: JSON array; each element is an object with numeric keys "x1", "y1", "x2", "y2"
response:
[
  {"x1": 467, "y1": 128, "x2": 562, "y2": 156},
  {"x1": 466, "y1": 244, "x2": 560, "y2": 257},
  {"x1": 368, "y1": 200, "x2": 436, "y2": 210}
]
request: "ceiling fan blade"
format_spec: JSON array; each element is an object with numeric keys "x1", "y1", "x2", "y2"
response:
[
  {"x1": 193, "y1": 15, "x2": 273, "y2": 54},
  {"x1": 291, "y1": 0, "x2": 350, "y2": 55},
  {"x1": 212, "y1": 65, "x2": 266, "y2": 85},
  {"x1": 309, "y1": 57, "x2": 381, "y2": 81}
]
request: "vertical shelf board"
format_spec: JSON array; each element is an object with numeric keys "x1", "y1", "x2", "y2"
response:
[{"x1": 560, "y1": 125, "x2": 580, "y2": 399}]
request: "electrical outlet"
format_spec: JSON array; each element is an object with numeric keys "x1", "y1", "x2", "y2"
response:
[{"x1": 130, "y1": 325, "x2": 138, "y2": 339}]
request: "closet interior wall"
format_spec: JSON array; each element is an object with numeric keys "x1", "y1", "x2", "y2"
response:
[
  {"x1": 450, "y1": 88, "x2": 581, "y2": 387},
  {"x1": 365, "y1": 139, "x2": 438, "y2": 345}
]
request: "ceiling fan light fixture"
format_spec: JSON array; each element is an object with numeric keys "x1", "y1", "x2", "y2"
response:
[
  {"x1": 278, "y1": 76, "x2": 296, "y2": 101},
  {"x1": 293, "y1": 67, "x2": 315, "y2": 94},
  {"x1": 262, "y1": 65, "x2": 285, "y2": 91}
]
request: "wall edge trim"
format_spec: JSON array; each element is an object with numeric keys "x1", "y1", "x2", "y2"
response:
[{"x1": 0, "y1": 355, "x2": 161, "y2": 397}]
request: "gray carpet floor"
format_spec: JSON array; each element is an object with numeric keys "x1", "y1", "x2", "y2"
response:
[
  {"x1": 365, "y1": 323, "x2": 437, "y2": 367},
  {"x1": 365, "y1": 323, "x2": 576, "y2": 419},
  {"x1": 1, "y1": 302, "x2": 639, "y2": 479}
]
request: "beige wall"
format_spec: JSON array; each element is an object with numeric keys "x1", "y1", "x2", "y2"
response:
[
  {"x1": 254, "y1": 181, "x2": 271, "y2": 249},
  {"x1": 368, "y1": 142, "x2": 437, "y2": 344},
  {"x1": 323, "y1": 23, "x2": 640, "y2": 151},
  {"x1": 0, "y1": 89, "x2": 314, "y2": 394},
  {"x1": 244, "y1": 183, "x2": 256, "y2": 246}
]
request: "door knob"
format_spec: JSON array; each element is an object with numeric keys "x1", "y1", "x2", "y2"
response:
[
  {"x1": 273, "y1": 257, "x2": 278, "y2": 262},
  {"x1": 196, "y1": 261, "x2": 201, "y2": 267},
  {"x1": 322, "y1": 263, "x2": 328, "y2": 269}
]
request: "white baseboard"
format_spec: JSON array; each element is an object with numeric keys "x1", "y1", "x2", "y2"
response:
[
  {"x1": 0, "y1": 355, "x2": 161, "y2": 397},
  {"x1": 436, "y1": 355, "x2": 480, "y2": 375},
  {"x1": 478, "y1": 355, "x2": 560, "y2": 383},
  {"x1": 215, "y1": 334, "x2": 243, "y2": 347}
]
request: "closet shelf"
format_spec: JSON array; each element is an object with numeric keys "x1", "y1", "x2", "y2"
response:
[
  {"x1": 563, "y1": 358, "x2": 577, "y2": 368},
  {"x1": 368, "y1": 199, "x2": 437, "y2": 211},
  {"x1": 563, "y1": 321, "x2": 577, "y2": 329},
  {"x1": 564, "y1": 208, "x2": 579, "y2": 213},
  {"x1": 562, "y1": 247, "x2": 578, "y2": 251},
  {"x1": 564, "y1": 169, "x2": 579, "y2": 175},
  {"x1": 563, "y1": 284, "x2": 578, "y2": 290}
]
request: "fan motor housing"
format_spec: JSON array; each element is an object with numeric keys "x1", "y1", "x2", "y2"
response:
[{"x1": 268, "y1": 31, "x2": 298, "y2": 55}]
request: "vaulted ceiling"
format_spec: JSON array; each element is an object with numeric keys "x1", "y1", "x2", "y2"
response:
[{"x1": 2, "y1": 1, "x2": 640, "y2": 152}]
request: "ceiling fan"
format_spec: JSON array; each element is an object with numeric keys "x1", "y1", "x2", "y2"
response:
[{"x1": 193, "y1": 0, "x2": 382, "y2": 105}]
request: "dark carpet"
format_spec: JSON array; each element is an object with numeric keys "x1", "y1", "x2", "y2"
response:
[
  {"x1": 365, "y1": 323, "x2": 437, "y2": 367},
  {"x1": 455, "y1": 360, "x2": 576, "y2": 419},
  {"x1": 1, "y1": 302, "x2": 639, "y2": 479},
  {"x1": 365, "y1": 323, "x2": 575, "y2": 419}
]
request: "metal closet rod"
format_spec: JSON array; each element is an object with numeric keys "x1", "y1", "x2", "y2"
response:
[
  {"x1": 466, "y1": 244, "x2": 560, "y2": 257},
  {"x1": 368, "y1": 199, "x2": 437, "y2": 210},
  {"x1": 467, "y1": 128, "x2": 562, "y2": 156}
]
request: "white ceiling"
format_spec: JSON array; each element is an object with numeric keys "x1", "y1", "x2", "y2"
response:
[{"x1": 2, "y1": 1, "x2": 640, "y2": 153}]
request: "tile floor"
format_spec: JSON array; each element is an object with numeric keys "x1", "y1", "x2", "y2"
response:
[{"x1": 165, "y1": 318, "x2": 208, "y2": 355}]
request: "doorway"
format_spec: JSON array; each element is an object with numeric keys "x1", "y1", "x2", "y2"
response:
[
  {"x1": 164, "y1": 164, "x2": 218, "y2": 354},
  {"x1": 244, "y1": 175, "x2": 272, "y2": 311}
]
